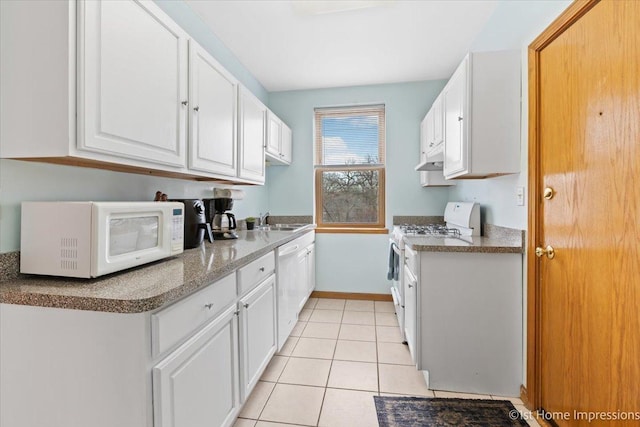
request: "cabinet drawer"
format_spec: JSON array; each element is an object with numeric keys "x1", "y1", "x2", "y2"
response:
[
  {"x1": 237, "y1": 252, "x2": 275, "y2": 295},
  {"x1": 152, "y1": 273, "x2": 237, "y2": 356}
]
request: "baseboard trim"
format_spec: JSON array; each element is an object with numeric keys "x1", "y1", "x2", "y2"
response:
[
  {"x1": 311, "y1": 291, "x2": 393, "y2": 301},
  {"x1": 520, "y1": 385, "x2": 531, "y2": 409}
]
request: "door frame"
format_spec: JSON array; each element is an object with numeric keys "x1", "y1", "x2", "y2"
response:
[{"x1": 524, "y1": 0, "x2": 600, "y2": 410}]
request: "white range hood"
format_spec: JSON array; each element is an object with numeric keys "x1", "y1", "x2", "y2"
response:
[{"x1": 414, "y1": 150, "x2": 444, "y2": 171}]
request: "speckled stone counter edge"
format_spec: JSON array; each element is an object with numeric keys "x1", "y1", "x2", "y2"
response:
[
  {"x1": 405, "y1": 223, "x2": 525, "y2": 254},
  {"x1": 0, "y1": 229, "x2": 314, "y2": 314}
]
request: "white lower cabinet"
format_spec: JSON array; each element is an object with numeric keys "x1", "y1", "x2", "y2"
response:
[
  {"x1": 306, "y1": 243, "x2": 316, "y2": 299},
  {"x1": 296, "y1": 242, "x2": 316, "y2": 312},
  {"x1": 403, "y1": 244, "x2": 523, "y2": 396},
  {"x1": 403, "y1": 263, "x2": 418, "y2": 365},
  {"x1": 239, "y1": 274, "x2": 277, "y2": 401},
  {"x1": 153, "y1": 306, "x2": 240, "y2": 427}
]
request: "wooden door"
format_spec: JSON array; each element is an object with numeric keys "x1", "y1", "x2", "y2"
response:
[
  {"x1": 188, "y1": 40, "x2": 238, "y2": 176},
  {"x1": 79, "y1": 0, "x2": 187, "y2": 167},
  {"x1": 529, "y1": 1, "x2": 640, "y2": 425}
]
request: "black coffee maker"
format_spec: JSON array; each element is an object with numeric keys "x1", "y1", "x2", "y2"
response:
[
  {"x1": 172, "y1": 199, "x2": 213, "y2": 249},
  {"x1": 203, "y1": 197, "x2": 238, "y2": 240}
]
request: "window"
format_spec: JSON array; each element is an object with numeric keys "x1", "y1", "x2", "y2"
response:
[{"x1": 314, "y1": 105, "x2": 386, "y2": 233}]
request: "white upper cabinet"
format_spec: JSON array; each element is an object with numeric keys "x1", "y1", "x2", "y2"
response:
[
  {"x1": 443, "y1": 59, "x2": 467, "y2": 178},
  {"x1": 188, "y1": 40, "x2": 238, "y2": 177},
  {"x1": 281, "y1": 124, "x2": 293, "y2": 164},
  {"x1": 0, "y1": 0, "x2": 268, "y2": 185},
  {"x1": 266, "y1": 111, "x2": 292, "y2": 165},
  {"x1": 78, "y1": 0, "x2": 188, "y2": 167},
  {"x1": 443, "y1": 50, "x2": 521, "y2": 179},
  {"x1": 238, "y1": 87, "x2": 266, "y2": 183},
  {"x1": 266, "y1": 113, "x2": 282, "y2": 159},
  {"x1": 419, "y1": 104, "x2": 454, "y2": 187},
  {"x1": 427, "y1": 95, "x2": 444, "y2": 157}
]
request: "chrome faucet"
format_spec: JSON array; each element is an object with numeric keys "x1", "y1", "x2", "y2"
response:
[{"x1": 259, "y1": 212, "x2": 270, "y2": 227}]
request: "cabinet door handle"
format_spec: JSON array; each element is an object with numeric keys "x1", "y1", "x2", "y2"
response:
[
  {"x1": 259, "y1": 267, "x2": 265, "y2": 272},
  {"x1": 204, "y1": 303, "x2": 214, "y2": 309},
  {"x1": 243, "y1": 303, "x2": 249, "y2": 309},
  {"x1": 181, "y1": 100, "x2": 188, "y2": 106},
  {"x1": 458, "y1": 116, "x2": 463, "y2": 121},
  {"x1": 193, "y1": 106, "x2": 200, "y2": 112},
  {"x1": 408, "y1": 284, "x2": 413, "y2": 288}
]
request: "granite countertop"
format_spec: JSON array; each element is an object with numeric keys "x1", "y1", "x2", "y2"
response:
[
  {"x1": 404, "y1": 224, "x2": 525, "y2": 254},
  {"x1": 0, "y1": 228, "x2": 314, "y2": 314}
]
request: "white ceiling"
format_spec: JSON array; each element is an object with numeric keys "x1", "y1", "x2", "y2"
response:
[{"x1": 185, "y1": 0, "x2": 499, "y2": 92}]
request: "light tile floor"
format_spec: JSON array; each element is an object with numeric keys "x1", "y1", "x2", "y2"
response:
[{"x1": 234, "y1": 298, "x2": 539, "y2": 427}]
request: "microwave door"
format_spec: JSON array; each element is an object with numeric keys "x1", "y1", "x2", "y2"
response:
[
  {"x1": 94, "y1": 206, "x2": 168, "y2": 277},
  {"x1": 109, "y1": 217, "x2": 159, "y2": 257}
]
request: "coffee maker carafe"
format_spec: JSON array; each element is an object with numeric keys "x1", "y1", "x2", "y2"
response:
[{"x1": 204, "y1": 197, "x2": 238, "y2": 240}]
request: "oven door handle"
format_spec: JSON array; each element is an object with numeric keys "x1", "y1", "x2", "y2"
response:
[
  {"x1": 390, "y1": 286, "x2": 403, "y2": 308},
  {"x1": 392, "y1": 243, "x2": 402, "y2": 257}
]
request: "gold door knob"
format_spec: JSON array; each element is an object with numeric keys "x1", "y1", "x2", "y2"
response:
[
  {"x1": 535, "y1": 245, "x2": 555, "y2": 259},
  {"x1": 543, "y1": 187, "x2": 554, "y2": 200}
]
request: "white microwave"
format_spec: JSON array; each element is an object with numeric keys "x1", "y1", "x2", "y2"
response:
[{"x1": 20, "y1": 202, "x2": 184, "y2": 278}]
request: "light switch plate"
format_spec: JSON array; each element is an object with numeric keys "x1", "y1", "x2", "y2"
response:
[{"x1": 516, "y1": 187, "x2": 525, "y2": 206}]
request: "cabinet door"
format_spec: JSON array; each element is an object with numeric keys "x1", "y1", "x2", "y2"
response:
[
  {"x1": 239, "y1": 275, "x2": 277, "y2": 401},
  {"x1": 423, "y1": 108, "x2": 437, "y2": 157},
  {"x1": 296, "y1": 248, "x2": 308, "y2": 312},
  {"x1": 443, "y1": 56, "x2": 468, "y2": 178},
  {"x1": 79, "y1": 0, "x2": 187, "y2": 167},
  {"x1": 266, "y1": 112, "x2": 281, "y2": 158},
  {"x1": 419, "y1": 115, "x2": 430, "y2": 186},
  {"x1": 280, "y1": 124, "x2": 293, "y2": 164},
  {"x1": 306, "y1": 243, "x2": 315, "y2": 297},
  {"x1": 238, "y1": 87, "x2": 266, "y2": 183},
  {"x1": 188, "y1": 41, "x2": 238, "y2": 176},
  {"x1": 432, "y1": 95, "x2": 444, "y2": 151},
  {"x1": 154, "y1": 306, "x2": 240, "y2": 427},
  {"x1": 403, "y1": 264, "x2": 417, "y2": 366}
]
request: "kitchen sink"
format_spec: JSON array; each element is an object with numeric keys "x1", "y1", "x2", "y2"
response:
[{"x1": 268, "y1": 223, "x2": 313, "y2": 232}]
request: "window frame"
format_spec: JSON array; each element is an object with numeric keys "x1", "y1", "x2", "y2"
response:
[{"x1": 314, "y1": 105, "x2": 387, "y2": 234}]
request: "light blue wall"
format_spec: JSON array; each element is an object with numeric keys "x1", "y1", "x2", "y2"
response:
[
  {"x1": 0, "y1": 0, "x2": 270, "y2": 253},
  {"x1": 268, "y1": 81, "x2": 450, "y2": 293},
  {"x1": 449, "y1": 0, "x2": 572, "y2": 229},
  {"x1": 154, "y1": 0, "x2": 268, "y2": 104},
  {"x1": 0, "y1": 160, "x2": 267, "y2": 252}
]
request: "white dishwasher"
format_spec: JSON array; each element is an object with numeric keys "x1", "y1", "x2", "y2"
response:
[
  {"x1": 276, "y1": 240, "x2": 300, "y2": 350},
  {"x1": 276, "y1": 231, "x2": 315, "y2": 350}
]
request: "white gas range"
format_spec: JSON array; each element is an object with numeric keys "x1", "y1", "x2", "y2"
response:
[{"x1": 388, "y1": 202, "x2": 480, "y2": 342}]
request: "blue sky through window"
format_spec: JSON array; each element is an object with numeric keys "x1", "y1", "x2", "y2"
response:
[{"x1": 321, "y1": 115, "x2": 379, "y2": 165}]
